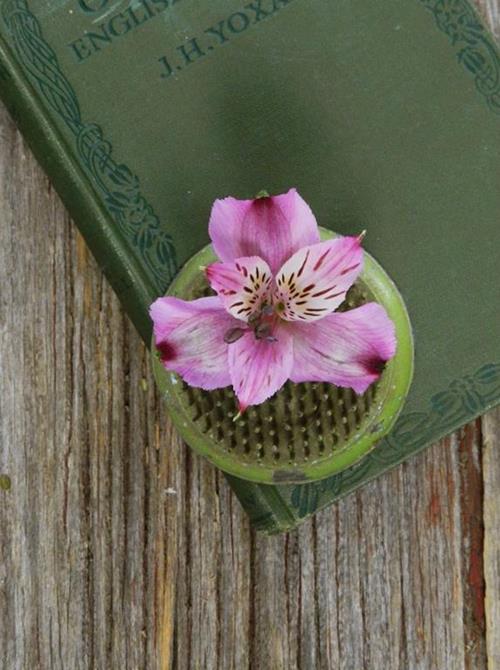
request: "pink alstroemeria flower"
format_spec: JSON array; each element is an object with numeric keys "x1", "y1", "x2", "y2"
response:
[{"x1": 150, "y1": 189, "x2": 396, "y2": 413}]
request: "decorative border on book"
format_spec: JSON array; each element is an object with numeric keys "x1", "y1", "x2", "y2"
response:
[
  {"x1": 1, "y1": 0, "x2": 178, "y2": 292},
  {"x1": 419, "y1": 0, "x2": 500, "y2": 114},
  {"x1": 290, "y1": 362, "x2": 500, "y2": 517}
]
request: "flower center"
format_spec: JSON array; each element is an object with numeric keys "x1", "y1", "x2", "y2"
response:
[{"x1": 224, "y1": 303, "x2": 281, "y2": 344}]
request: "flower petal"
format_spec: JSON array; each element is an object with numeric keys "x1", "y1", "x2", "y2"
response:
[
  {"x1": 289, "y1": 303, "x2": 396, "y2": 394},
  {"x1": 208, "y1": 188, "x2": 320, "y2": 272},
  {"x1": 274, "y1": 236, "x2": 364, "y2": 322},
  {"x1": 206, "y1": 256, "x2": 273, "y2": 321},
  {"x1": 228, "y1": 325, "x2": 293, "y2": 411},
  {"x1": 150, "y1": 296, "x2": 237, "y2": 390},
  {"x1": 150, "y1": 295, "x2": 218, "y2": 341}
]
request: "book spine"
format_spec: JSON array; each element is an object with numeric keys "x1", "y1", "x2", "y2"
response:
[
  {"x1": 0, "y1": 30, "x2": 156, "y2": 343},
  {"x1": 226, "y1": 476, "x2": 298, "y2": 534}
]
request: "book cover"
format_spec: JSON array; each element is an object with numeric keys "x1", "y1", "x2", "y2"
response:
[{"x1": 0, "y1": 0, "x2": 498, "y2": 532}]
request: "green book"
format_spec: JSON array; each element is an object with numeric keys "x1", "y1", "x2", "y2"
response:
[{"x1": 1, "y1": 0, "x2": 498, "y2": 533}]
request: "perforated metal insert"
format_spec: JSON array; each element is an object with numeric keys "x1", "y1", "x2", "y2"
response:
[{"x1": 176, "y1": 272, "x2": 382, "y2": 470}]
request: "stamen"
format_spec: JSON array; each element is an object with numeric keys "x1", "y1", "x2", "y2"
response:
[{"x1": 255, "y1": 323, "x2": 272, "y2": 339}]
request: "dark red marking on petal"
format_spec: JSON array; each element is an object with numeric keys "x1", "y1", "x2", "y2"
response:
[
  {"x1": 241, "y1": 266, "x2": 248, "y2": 277},
  {"x1": 230, "y1": 301, "x2": 244, "y2": 308},
  {"x1": 302, "y1": 283, "x2": 316, "y2": 293},
  {"x1": 324, "y1": 291, "x2": 344, "y2": 300},
  {"x1": 295, "y1": 300, "x2": 308, "y2": 305},
  {"x1": 312, "y1": 285, "x2": 337, "y2": 298},
  {"x1": 156, "y1": 340, "x2": 176, "y2": 363},
  {"x1": 340, "y1": 262, "x2": 360, "y2": 276},
  {"x1": 313, "y1": 248, "x2": 330, "y2": 271},
  {"x1": 297, "y1": 250, "x2": 310, "y2": 277},
  {"x1": 364, "y1": 357, "x2": 386, "y2": 375},
  {"x1": 237, "y1": 307, "x2": 251, "y2": 314},
  {"x1": 243, "y1": 286, "x2": 253, "y2": 294}
]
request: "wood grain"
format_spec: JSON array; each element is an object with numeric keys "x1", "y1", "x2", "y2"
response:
[
  {"x1": 0, "y1": 2, "x2": 499, "y2": 668},
  {"x1": 483, "y1": 408, "x2": 500, "y2": 670}
]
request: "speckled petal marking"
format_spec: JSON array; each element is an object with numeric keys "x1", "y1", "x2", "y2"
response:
[
  {"x1": 274, "y1": 236, "x2": 364, "y2": 322},
  {"x1": 206, "y1": 256, "x2": 273, "y2": 321}
]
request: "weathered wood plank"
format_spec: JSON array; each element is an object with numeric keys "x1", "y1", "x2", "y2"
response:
[
  {"x1": 0, "y1": 112, "x2": 183, "y2": 670},
  {"x1": 0, "y1": 2, "x2": 498, "y2": 668},
  {"x1": 483, "y1": 408, "x2": 500, "y2": 670}
]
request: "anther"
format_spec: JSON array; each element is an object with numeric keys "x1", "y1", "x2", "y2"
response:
[{"x1": 224, "y1": 327, "x2": 246, "y2": 344}]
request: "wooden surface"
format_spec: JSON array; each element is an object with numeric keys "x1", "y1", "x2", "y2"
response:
[{"x1": 1, "y1": 3, "x2": 499, "y2": 668}]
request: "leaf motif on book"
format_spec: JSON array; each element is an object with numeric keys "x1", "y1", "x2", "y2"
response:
[
  {"x1": 433, "y1": 0, "x2": 484, "y2": 43},
  {"x1": 1, "y1": 0, "x2": 178, "y2": 293},
  {"x1": 420, "y1": 0, "x2": 500, "y2": 113},
  {"x1": 290, "y1": 476, "x2": 344, "y2": 518}
]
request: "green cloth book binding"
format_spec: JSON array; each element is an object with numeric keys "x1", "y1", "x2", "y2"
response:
[{"x1": 1, "y1": 0, "x2": 498, "y2": 533}]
